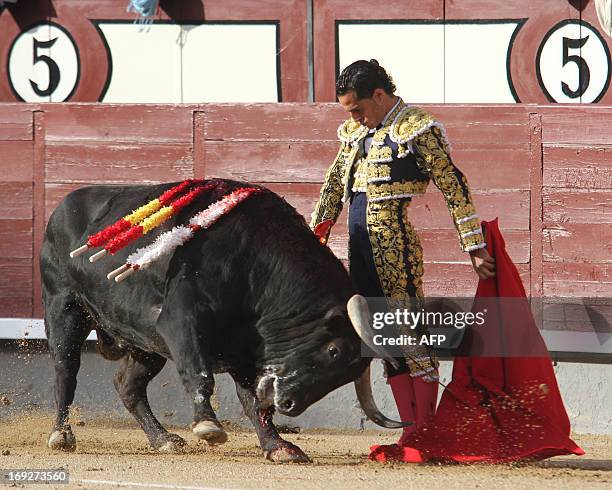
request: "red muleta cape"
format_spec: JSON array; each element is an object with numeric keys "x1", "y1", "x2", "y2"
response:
[{"x1": 369, "y1": 219, "x2": 584, "y2": 463}]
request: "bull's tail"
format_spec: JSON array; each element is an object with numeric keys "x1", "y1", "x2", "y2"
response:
[{"x1": 95, "y1": 328, "x2": 127, "y2": 361}]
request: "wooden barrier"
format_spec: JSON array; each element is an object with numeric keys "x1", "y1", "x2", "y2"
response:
[{"x1": 0, "y1": 103, "x2": 610, "y2": 321}]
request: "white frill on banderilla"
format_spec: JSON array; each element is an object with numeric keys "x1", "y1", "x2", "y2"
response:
[{"x1": 126, "y1": 225, "x2": 194, "y2": 269}]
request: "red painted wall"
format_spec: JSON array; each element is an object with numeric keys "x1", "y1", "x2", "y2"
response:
[{"x1": 0, "y1": 103, "x2": 609, "y2": 320}]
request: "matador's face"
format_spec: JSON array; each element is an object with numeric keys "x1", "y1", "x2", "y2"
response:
[{"x1": 337, "y1": 89, "x2": 388, "y2": 129}]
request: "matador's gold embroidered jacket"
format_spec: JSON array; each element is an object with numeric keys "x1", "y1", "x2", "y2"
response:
[
  {"x1": 310, "y1": 100, "x2": 486, "y2": 253},
  {"x1": 310, "y1": 100, "x2": 485, "y2": 378}
]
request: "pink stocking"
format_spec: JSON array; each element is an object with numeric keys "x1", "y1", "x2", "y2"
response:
[{"x1": 412, "y1": 375, "x2": 439, "y2": 428}]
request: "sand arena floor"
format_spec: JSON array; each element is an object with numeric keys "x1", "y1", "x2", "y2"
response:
[{"x1": 0, "y1": 413, "x2": 610, "y2": 489}]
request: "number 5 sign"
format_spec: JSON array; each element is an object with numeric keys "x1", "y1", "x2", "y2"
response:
[
  {"x1": 8, "y1": 22, "x2": 80, "y2": 102},
  {"x1": 536, "y1": 19, "x2": 611, "y2": 103}
]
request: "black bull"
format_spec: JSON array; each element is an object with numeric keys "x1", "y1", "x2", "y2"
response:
[{"x1": 41, "y1": 179, "x2": 405, "y2": 462}]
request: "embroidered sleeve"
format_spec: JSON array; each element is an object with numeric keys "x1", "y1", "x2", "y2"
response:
[
  {"x1": 412, "y1": 126, "x2": 486, "y2": 252},
  {"x1": 310, "y1": 143, "x2": 346, "y2": 234}
]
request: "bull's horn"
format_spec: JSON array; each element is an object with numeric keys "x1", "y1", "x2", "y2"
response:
[
  {"x1": 347, "y1": 294, "x2": 400, "y2": 370},
  {"x1": 354, "y1": 364, "x2": 412, "y2": 429}
]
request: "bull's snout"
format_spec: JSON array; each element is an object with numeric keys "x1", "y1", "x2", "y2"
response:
[{"x1": 256, "y1": 369, "x2": 305, "y2": 415}]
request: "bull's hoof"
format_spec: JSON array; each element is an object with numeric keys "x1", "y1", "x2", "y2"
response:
[
  {"x1": 48, "y1": 427, "x2": 76, "y2": 452},
  {"x1": 264, "y1": 442, "x2": 311, "y2": 463},
  {"x1": 192, "y1": 420, "x2": 228, "y2": 445},
  {"x1": 154, "y1": 433, "x2": 187, "y2": 453}
]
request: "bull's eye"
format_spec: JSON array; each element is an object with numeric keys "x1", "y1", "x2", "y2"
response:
[{"x1": 328, "y1": 344, "x2": 340, "y2": 360}]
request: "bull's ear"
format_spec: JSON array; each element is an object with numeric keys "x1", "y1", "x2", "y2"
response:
[{"x1": 324, "y1": 305, "x2": 347, "y2": 327}]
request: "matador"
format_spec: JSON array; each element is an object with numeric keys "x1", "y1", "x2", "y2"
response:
[{"x1": 310, "y1": 60, "x2": 495, "y2": 444}]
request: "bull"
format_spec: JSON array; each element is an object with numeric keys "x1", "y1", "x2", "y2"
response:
[{"x1": 41, "y1": 179, "x2": 405, "y2": 462}]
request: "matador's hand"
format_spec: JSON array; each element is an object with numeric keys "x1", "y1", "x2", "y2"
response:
[{"x1": 469, "y1": 248, "x2": 495, "y2": 280}]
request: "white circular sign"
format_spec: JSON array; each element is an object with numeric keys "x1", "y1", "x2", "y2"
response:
[
  {"x1": 536, "y1": 20, "x2": 611, "y2": 103},
  {"x1": 8, "y1": 22, "x2": 80, "y2": 102}
]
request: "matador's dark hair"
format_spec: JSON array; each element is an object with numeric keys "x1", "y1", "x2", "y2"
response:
[{"x1": 336, "y1": 59, "x2": 396, "y2": 99}]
